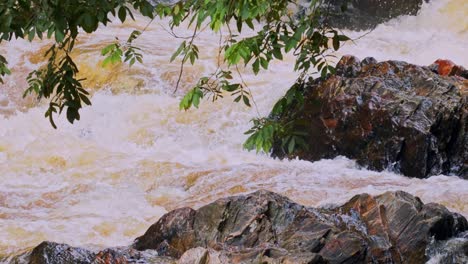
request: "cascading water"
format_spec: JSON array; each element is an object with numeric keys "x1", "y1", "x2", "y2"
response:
[{"x1": 0, "y1": 0, "x2": 467, "y2": 261}]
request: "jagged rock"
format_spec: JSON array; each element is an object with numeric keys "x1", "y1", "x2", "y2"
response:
[
  {"x1": 322, "y1": 0, "x2": 426, "y2": 30},
  {"x1": 272, "y1": 55, "x2": 467, "y2": 178},
  {"x1": 29, "y1": 242, "x2": 95, "y2": 264},
  {"x1": 339, "y1": 191, "x2": 468, "y2": 263},
  {"x1": 25, "y1": 243, "x2": 172, "y2": 264},
  {"x1": 134, "y1": 190, "x2": 467, "y2": 263}
]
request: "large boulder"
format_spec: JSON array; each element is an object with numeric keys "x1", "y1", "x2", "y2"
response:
[
  {"x1": 272, "y1": 55, "x2": 467, "y2": 179},
  {"x1": 134, "y1": 190, "x2": 467, "y2": 263},
  {"x1": 8, "y1": 191, "x2": 467, "y2": 263},
  {"x1": 322, "y1": 0, "x2": 426, "y2": 30}
]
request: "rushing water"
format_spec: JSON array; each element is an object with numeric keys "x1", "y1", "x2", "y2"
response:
[{"x1": 0, "y1": 0, "x2": 467, "y2": 259}]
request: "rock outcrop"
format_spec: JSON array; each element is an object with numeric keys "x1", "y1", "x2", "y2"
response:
[
  {"x1": 11, "y1": 190, "x2": 468, "y2": 263},
  {"x1": 322, "y1": 0, "x2": 426, "y2": 30},
  {"x1": 134, "y1": 190, "x2": 467, "y2": 263},
  {"x1": 272, "y1": 55, "x2": 467, "y2": 179}
]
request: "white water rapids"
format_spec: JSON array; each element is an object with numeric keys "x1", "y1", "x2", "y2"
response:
[{"x1": 0, "y1": 0, "x2": 467, "y2": 258}]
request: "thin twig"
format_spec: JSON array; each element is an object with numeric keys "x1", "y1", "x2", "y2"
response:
[
  {"x1": 141, "y1": 17, "x2": 156, "y2": 35},
  {"x1": 173, "y1": 26, "x2": 198, "y2": 93},
  {"x1": 158, "y1": 22, "x2": 209, "y2": 39},
  {"x1": 235, "y1": 64, "x2": 260, "y2": 117}
]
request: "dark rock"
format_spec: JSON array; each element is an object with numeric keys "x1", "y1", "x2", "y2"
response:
[
  {"x1": 29, "y1": 241, "x2": 95, "y2": 264},
  {"x1": 24, "y1": 243, "x2": 172, "y2": 264},
  {"x1": 339, "y1": 191, "x2": 468, "y2": 263},
  {"x1": 272, "y1": 55, "x2": 467, "y2": 179},
  {"x1": 322, "y1": 0, "x2": 426, "y2": 30},
  {"x1": 133, "y1": 207, "x2": 197, "y2": 258},
  {"x1": 12, "y1": 191, "x2": 467, "y2": 263},
  {"x1": 134, "y1": 190, "x2": 467, "y2": 263}
]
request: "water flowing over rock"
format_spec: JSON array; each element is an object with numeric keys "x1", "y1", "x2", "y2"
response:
[
  {"x1": 272, "y1": 55, "x2": 467, "y2": 179},
  {"x1": 322, "y1": 0, "x2": 426, "y2": 30}
]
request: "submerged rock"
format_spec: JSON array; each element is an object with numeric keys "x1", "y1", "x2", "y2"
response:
[
  {"x1": 272, "y1": 55, "x2": 467, "y2": 179},
  {"x1": 134, "y1": 190, "x2": 467, "y2": 263}
]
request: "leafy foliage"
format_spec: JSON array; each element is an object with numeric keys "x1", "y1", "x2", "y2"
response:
[
  {"x1": 243, "y1": 80, "x2": 309, "y2": 155},
  {"x1": 157, "y1": 0, "x2": 350, "y2": 155},
  {"x1": 0, "y1": 0, "x2": 350, "y2": 155},
  {"x1": 0, "y1": 0, "x2": 154, "y2": 127},
  {"x1": 102, "y1": 30, "x2": 144, "y2": 67},
  {"x1": 23, "y1": 37, "x2": 90, "y2": 128}
]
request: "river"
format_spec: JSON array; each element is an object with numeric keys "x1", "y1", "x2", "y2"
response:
[{"x1": 0, "y1": 0, "x2": 467, "y2": 258}]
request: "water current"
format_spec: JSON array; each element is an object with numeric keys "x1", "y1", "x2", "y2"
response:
[{"x1": 0, "y1": 0, "x2": 466, "y2": 259}]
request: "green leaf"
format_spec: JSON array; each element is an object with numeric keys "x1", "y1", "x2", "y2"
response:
[
  {"x1": 54, "y1": 30, "x2": 65, "y2": 43},
  {"x1": 272, "y1": 48, "x2": 283, "y2": 60},
  {"x1": 118, "y1": 6, "x2": 127, "y2": 22},
  {"x1": 80, "y1": 13, "x2": 98, "y2": 33},
  {"x1": 79, "y1": 93, "x2": 92, "y2": 105},
  {"x1": 333, "y1": 36, "x2": 340, "y2": 51},
  {"x1": 288, "y1": 137, "x2": 295, "y2": 154},
  {"x1": 242, "y1": 95, "x2": 251, "y2": 107},
  {"x1": 171, "y1": 42, "x2": 186, "y2": 62},
  {"x1": 260, "y1": 57, "x2": 268, "y2": 70},
  {"x1": 252, "y1": 59, "x2": 260, "y2": 74},
  {"x1": 338, "y1": 35, "x2": 350, "y2": 41}
]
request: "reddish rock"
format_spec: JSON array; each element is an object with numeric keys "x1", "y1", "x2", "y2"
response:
[
  {"x1": 93, "y1": 249, "x2": 127, "y2": 264},
  {"x1": 432, "y1": 59, "x2": 468, "y2": 78},
  {"x1": 273, "y1": 55, "x2": 468, "y2": 178}
]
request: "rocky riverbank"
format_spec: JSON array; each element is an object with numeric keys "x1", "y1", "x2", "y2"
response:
[
  {"x1": 6, "y1": 190, "x2": 467, "y2": 263},
  {"x1": 272, "y1": 56, "x2": 467, "y2": 179}
]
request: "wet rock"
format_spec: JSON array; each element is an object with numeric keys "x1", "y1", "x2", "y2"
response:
[
  {"x1": 339, "y1": 191, "x2": 468, "y2": 263},
  {"x1": 133, "y1": 207, "x2": 197, "y2": 258},
  {"x1": 426, "y1": 232, "x2": 468, "y2": 264},
  {"x1": 24, "y1": 243, "x2": 173, "y2": 264},
  {"x1": 134, "y1": 190, "x2": 467, "y2": 263},
  {"x1": 29, "y1": 241, "x2": 95, "y2": 264},
  {"x1": 323, "y1": 0, "x2": 425, "y2": 30},
  {"x1": 429, "y1": 59, "x2": 468, "y2": 78},
  {"x1": 272, "y1": 55, "x2": 467, "y2": 178},
  {"x1": 178, "y1": 247, "x2": 230, "y2": 264}
]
